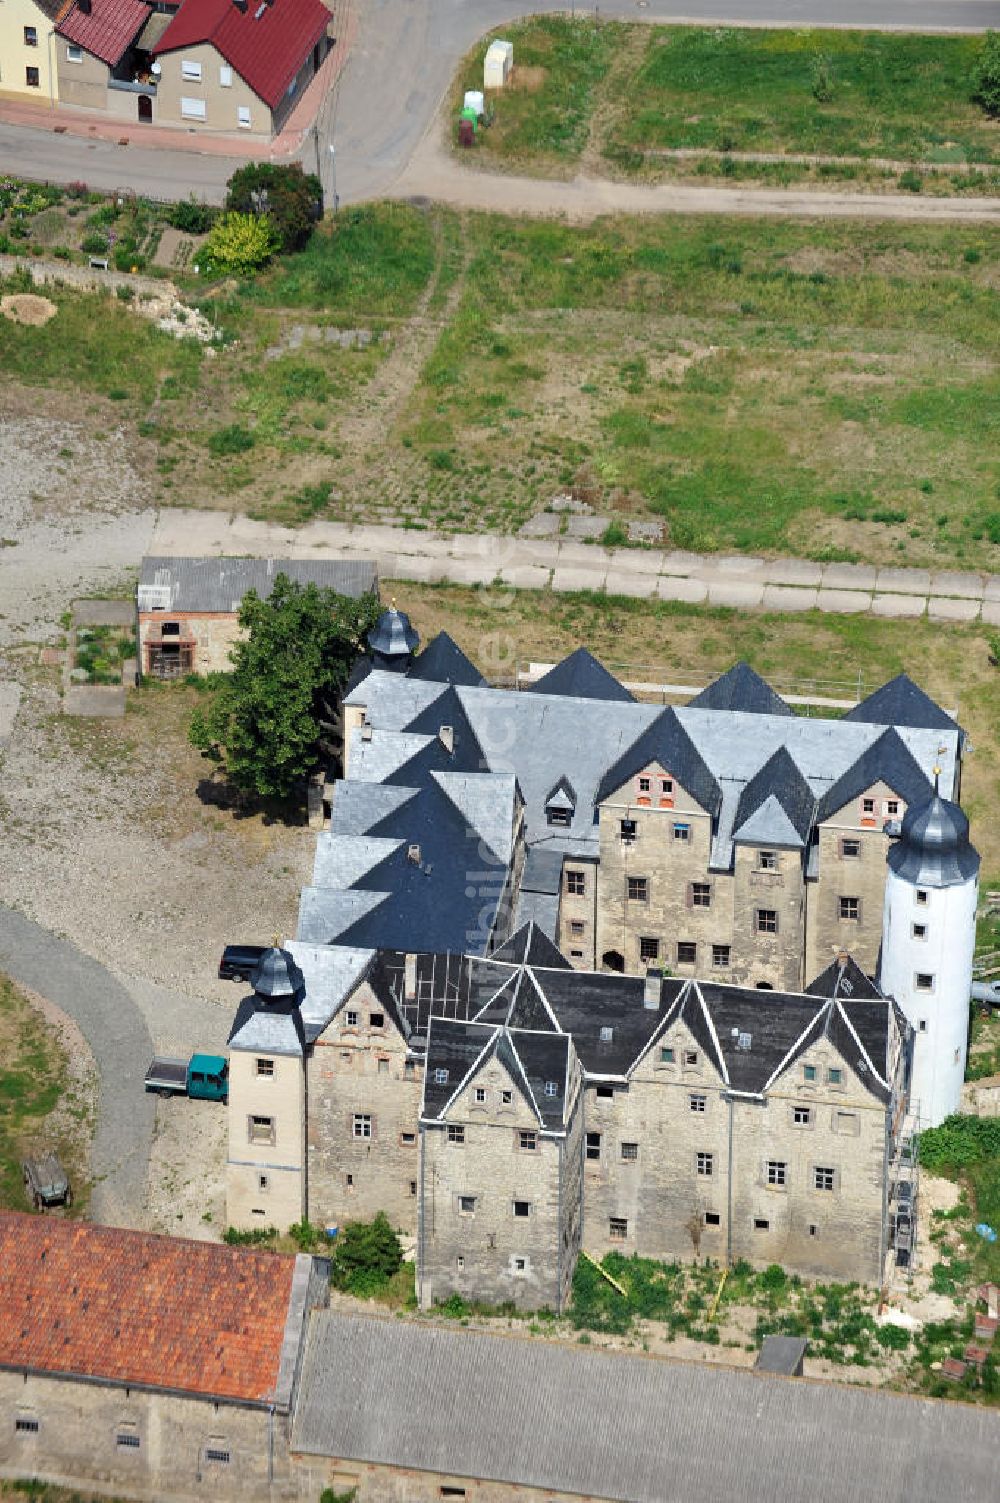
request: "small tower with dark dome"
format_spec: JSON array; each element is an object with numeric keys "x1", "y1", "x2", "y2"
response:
[
  {"x1": 368, "y1": 602, "x2": 419, "y2": 673},
  {"x1": 879, "y1": 779, "x2": 980, "y2": 1127}
]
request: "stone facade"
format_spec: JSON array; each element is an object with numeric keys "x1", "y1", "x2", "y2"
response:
[{"x1": 138, "y1": 611, "x2": 242, "y2": 679}]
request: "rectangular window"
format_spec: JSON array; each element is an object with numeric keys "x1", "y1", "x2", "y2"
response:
[
  {"x1": 841, "y1": 838, "x2": 861, "y2": 858},
  {"x1": 570, "y1": 920, "x2": 585, "y2": 936},
  {"x1": 181, "y1": 60, "x2": 203, "y2": 80},
  {"x1": 915, "y1": 889, "x2": 928, "y2": 906},
  {"x1": 255, "y1": 1057, "x2": 274, "y2": 1077},
  {"x1": 599, "y1": 1026, "x2": 614, "y2": 1043},
  {"x1": 638, "y1": 776, "x2": 650, "y2": 792},
  {"x1": 912, "y1": 923, "x2": 927, "y2": 940},
  {"x1": 248, "y1": 1114, "x2": 274, "y2": 1145},
  {"x1": 458, "y1": 1195, "x2": 476, "y2": 1214},
  {"x1": 767, "y1": 1160, "x2": 787, "y2": 1187},
  {"x1": 474, "y1": 1087, "x2": 486, "y2": 1104},
  {"x1": 518, "y1": 1130, "x2": 537, "y2": 1152},
  {"x1": 793, "y1": 1106, "x2": 811, "y2": 1126},
  {"x1": 404, "y1": 1060, "x2": 416, "y2": 1077},
  {"x1": 620, "y1": 818, "x2": 637, "y2": 843},
  {"x1": 352, "y1": 1113, "x2": 372, "y2": 1139},
  {"x1": 434, "y1": 1068, "x2": 449, "y2": 1085},
  {"x1": 828, "y1": 1067, "x2": 843, "y2": 1085},
  {"x1": 586, "y1": 1131, "x2": 601, "y2": 1160},
  {"x1": 377, "y1": 1058, "x2": 389, "y2": 1074},
  {"x1": 803, "y1": 1065, "x2": 817, "y2": 1082},
  {"x1": 661, "y1": 778, "x2": 673, "y2": 795},
  {"x1": 548, "y1": 807, "x2": 571, "y2": 827},
  {"x1": 117, "y1": 1431, "x2": 140, "y2": 1451},
  {"x1": 24, "y1": 26, "x2": 38, "y2": 45},
  {"x1": 692, "y1": 883, "x2": 711, "y2": 908},
  {"x1": 447, "y1": 1125, "x2": 465, "y2": 1145},
  {"x1": 566, "y1": 869, "x2": 585, "y2": 895},
  {"x1": 885, "y1": 799, "x2": 899, "y2": 816},
  {"x1": 839, "y1": 896, "x2": 860, "y2": 921},
  {"x1": 513, "y1": 1199, "x2": 531, "y2": 1217},
  {"x1": 756, "y1": 908, "x2": 778, "y2": 934},
  {"x1": 696, "y1": 1152, "x2": 713, "y2": 1176},
  {"x1": 609, "y1": 1217, "x2": 628, "y2": 1241},
  {"x1": 677, "y1": 941, "x2": 697, "y2": 965},
  {"x1": 369, "y1": 1012, "x2": 384, "y2": 1029},
  {"x1": 704, "y1": 1211, "x2": 720, "y2": 1226},
  {"x1": 758, "y1": 850, "x2": 777, "y2": 871},
  {"x1": 862, "y1": 797, "x2": 876, "y2": 814},
  {"x1": 501, "y1": 1089, "x2": 512, "y2": 1105},
  {"x1": 544, "y1": 1080, "x2": 559, "y2": 1097},
  {"x1": 621, "y1": 1142, "x2": 638, "y2": 1161},
  {"x1": 628, "y1": 876, "x2": 648, "y2": 902},
  {"x1": 26, "y1": 67, "x2": 40, "y2": 87},
  {"x1": 689, "y1": 1093, "x2": 706, "y2": 1113},
  {"x1": 711, "y1": 944, "x2": 730, "y2": 968},
  {"x1": 219, "y1": 64, "x2": 233, "y2": 86},
  {"x1": 660, "y1": 1047, "x2": 675, "y2": 1064},
  {"x1": 180, "y1": 96, "x2": 207, "y2": 119},
  {"x1": 814, "y1": 1166, "x2": 836, "y2": 1192},
  {"x1": 15, "y1": 1416, "x2": 39, "y2": 1434},
  {"x1": 684, "y1": 1050, "x2": 698, "y2": 1066},
  {"x1": 672, "y1": 822, "x2": 690, "y2": 842},
  {"x1": 401, "y1": 1132, "x2": 416, "y2": 1144},
  {"x1": 346, "y1": 1009, "x2": 358, "y2": 1026},
  {"x1": 754, "y1": 1217, "x2": 770, "y2": 1231},
  {"x1": 570, "y1": 949, "x2": 583, "y2": 959},
  {"x1": 511, "y1": 1259, "x2": 527, "y2": 1277},
  {"x1": 66, "y1": 44, "x2": 83, "y2": 62},
  {"x1": 205, "y1": 1448, "x2": 231, "y2": 1465},
  {"x1": 257, "y1": 1173, "x2": 268, "y2": 1191},
  {"x1": 639, "y1": 936, "x2": 659, "y2": 961},
  {"x1": 915, "y1": 972, "x2": 935, "y2": 992},
  {"x1": 595, "y1": 1085, "x2": 614, "y2": 1098}
]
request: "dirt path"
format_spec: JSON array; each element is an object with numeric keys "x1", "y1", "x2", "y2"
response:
[{"x1": 393, "y1": 120, "x2": 1000, "y2": 225}]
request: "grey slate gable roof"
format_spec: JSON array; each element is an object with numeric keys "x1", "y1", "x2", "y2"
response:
[
  {"x1": 492, "y1": 921, "x2": 570, "y2": 970},
  {"x1": 689, "y1": 662, "x2": 793, "y2": 716},
  {"x1": 138, "y1": 555, "x2": 377, "y2": 613},
  {"x1": 527, "y1": 648, "x2": 635, "y2": 703},
  {"x1": 806, "y1": 954, "x2": 882, "y2": 1002},
  {"x1": 732, "y1": 745, "x2": 816, "y2": 848},
  {"x1": 845, "y1": 673, "x2": 960, "y2": 735},
  {"x1": 815, "y1": 726, "x2": 931, "y2": 823},
  {"x1": 595, "y1": 705, "x2": 723, "y2": 815},
  {"x1": 408, "y1": 632, "x2": 485, "y2": 687}
]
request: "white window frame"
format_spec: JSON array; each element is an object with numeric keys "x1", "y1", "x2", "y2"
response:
[
  {"x1": 66, "y1": 44, "x2": 83, "y2": 63},
  {"x1": 237, "y1": 105, "x2": 252, "y2": 129},
  {"x1": 180, "y1": 96, "x2": 207, "y2": 120},
  {"x1": 181, "y1": 60, "x2": 203, "y2": 82},
  {"x1": 219, "y1": 64, "x2": 233, "y2": 87},
  {"x1": 352, "y1": 1113, "x2": 372, "y2": 1140}
]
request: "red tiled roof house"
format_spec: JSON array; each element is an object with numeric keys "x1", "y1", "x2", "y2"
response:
[
  {"x1": 54, "y1": 0, "x2": 332, "y2": 136},
  {"x1": 0, "y1": 1212, "x2": 329, "y2": 1498}
]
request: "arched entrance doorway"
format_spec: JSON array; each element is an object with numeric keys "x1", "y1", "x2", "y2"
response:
[{"x1": 601, "y1": 950, "x2": 625, "y2": 973}]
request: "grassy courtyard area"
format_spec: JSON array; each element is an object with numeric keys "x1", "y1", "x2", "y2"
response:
[
  {"x1": 2, "y1": 203, "x2": 997, "y2": 564},
  {"x1": 453, "y1": 20, "x2": 1000, "y2": 191}
]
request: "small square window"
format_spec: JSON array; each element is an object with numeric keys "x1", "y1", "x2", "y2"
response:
[
  {"x1": 599, "y1": 1026, "x2": 614, "y2": 1043},
  {"x1": 918, "y1": 1019, "x2": 927, "y2": 1032},
  {"x1": 828, "y1": 1067, "x2": 843, "y2": 1085},
  {"x1": 544, "y1": 1080, "x2": 559, "y2": 1097},
  {"x1": 248, "y1": 1114, "x2": 274, "y2": 1145},
  {"x1": 458, "y1": 1195, "x2": 476, "y2": 1214},
  {"x1": 754, "y1": 1217, "x2": 770, "y2": 1231},
  {"x1": 434, "y1": 1068, "x2": 449, "y2": 1085},
  {"x1": 447, "y1": 1125, "x2": 465, "y2": 1145},
  {"x1": 839, "y1": 896, "x2": 860, "y2": 921},
  {"x1": 512, "y1": 1258, "x2": 527, "y2": 1276},
  {"x1": 661, "y1": 778, "x2": 673, "y2": 795},
  {"x1": 513, "y1": 1200, "x2": 531, "y2": 1217},
  {"x1": 862, "y1": 797, "x2": 876, "y2": 814},
  {"x1": 814, "y1": 1166, "x2": 836, "y2": 1192},
  {"x1": 501, "y1": 1089, "x2": 512, "y2": 1105},
  {"x1": 758, "y1": 850, "x2": 777, "y2": 871},
  {"x1": 566, "y1": 870, "x2": 586, "y2": 896},
  {"x1": 704, "y1": 1211, "x2": 720, "y2": 1226},
  {"x1": 621, "y1": 1142, "x2": 638, "y2": 1161},
  {"x1": 181, "y1": 59, "x2": 203, "y2": 81},
  {"x1": 756, "y1": 909, "x2": 778, "y2": 934},
  {"x1": 352, "y1": 1114, "x2": 372, "y2": 1139},
  {"x1": 638, "y1": 776, "x2": 651, "y2": 792},
  {"x1": 793, "y1": 1106, "x2": 811, "y2": 1126},
  {"x1": 620, "y1": 818, "x2": 637, "y2": 842},
  {"x1": 369, "y1": 1012, "x2": 384, "y2": 1029},
  {"x1": 66, "y1": 44, "x2": 83, "y2": 62},
  {"x1": 660, "y1": 1046, "x2": 675, "y2": 1064},
  {"x1": 570, "y1": 920, "x2": 585, "y2": 936},
  {"x1": 255, "y1": 1057, "x2": 274, "y2": 1077},
  {"x1": 915, "y1": 889, "x2": 928, "y2": 906},
  {"x1": 841, "y1": 838, "x2": 860, "y2": 858},
  {"x1": 886, "y1": 799, "x2": 899, "y2": 816},
  {"x1": 346, "y1": 1009, "x2": 358, "y2": 1027},
  {"x1": 609, "y1": 1217, "x2": 628, "y2": 1241},
  {"x1": 696, "y1": 1151, "x2": 713, "y2": 1176},
  {"x1": 803, "y1": 1065, "x2": 817, "y2": 1082},
  {"x1": 692, "y1": 883, "x2": 711, "y2": 908},
  {"x1": 710, "y1": 946, "x2": 730, "y2": 970},
  {"x1": 684, "y1": 1050, "x2": 698, "y2": 1067},
  {"x1": 677, "y1": 941, "x2": 697, "y2": 965},
  {"x1": 628, "y1": 876, "x2": 648, "y2": 902},
  {"x1": 689, "y1": 1093, "x2": 706, "y2": 1113},
  {"x1": 767, "y1": 1160, "x2": 787, "y2": 1187},
  {"x1": 912, "y1": 923, "x2": 927, "y2": 940},
  {"x1": 586, "y1": 1132, "x2": 601, "y2": 1160},
  {"x1": 474, "y1": 1087, "x2": 486, "y2": 1103},
  {"x1": 673, "y1": 823, "x2": 690, "y2": 842},
  {"x1": 518, "y1": 1130, "x2": 537, "y2": 1152},
  {"x1": 639, "y1": 936, "x2": 659, "y2": 961},
  {"x1": 401, "y1": 1131, "x2": 416, "y2": 1144},
  {"x1": 915, "y1": 973, "x2": 935, "y2": 992}
]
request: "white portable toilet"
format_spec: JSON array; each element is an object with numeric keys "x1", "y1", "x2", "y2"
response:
[
  {"x1": 464, "y1": 89, "x2": 485, "y2": 117},
  {"x1": 484, "y1": 39, "x2": 513, "y2": 90}
]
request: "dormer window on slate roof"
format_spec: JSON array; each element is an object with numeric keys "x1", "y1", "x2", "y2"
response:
[{"x1": 545, "y1": 777, "x2": 577, "y2": 828}]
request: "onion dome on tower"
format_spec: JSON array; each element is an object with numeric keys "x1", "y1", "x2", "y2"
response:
[
  {"x1": 367, "y1": 602, "x2": 419, "y2": 673},
  {"x1": 887, "y1": 788, "x2": 980, "y2": 888}
]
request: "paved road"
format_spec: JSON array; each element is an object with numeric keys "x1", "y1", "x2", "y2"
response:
[
  {"x1": 0, "y1": 1, "x2": 997, "y2": 202},
  {"x1": 0, "y1": 904, "x2": 155, "y2": 1227},
  {"x1": 149, "y1": 508, "x2": 1000, "y2": 624}
]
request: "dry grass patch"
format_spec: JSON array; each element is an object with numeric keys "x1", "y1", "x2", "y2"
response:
[{"x1": 1, "y1": 294, "x2": 57, "y2": 327}]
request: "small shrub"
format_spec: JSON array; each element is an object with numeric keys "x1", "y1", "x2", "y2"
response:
[
  {"x1": 601, "y1": 520, "x2": 629, "y2": 548},
  {"x1": 167, "y1": 196, "x2": 216, "y2": 235},
  {"x1": 972, "y1": 31, "x2": 1000, "y2": 117},
  {"x1": 964, "y1": 246, "x2": 982, "y2": 264},
  {"x1": 760, "y1": 1263, "x2": 787, "y2": 1293},
  {"x1": 811, "y1": 54, "x2": 834, "y2": 102},
  {"x1": 899, "y1": 170, "x2": 923, "y2": 194},
  {"x1": 207, "y1": 423, "x2": 255, "y2": 457},
  {"x1": 223, "y1": 1225, "x2": 278, "y2": 1245},
  {"x1": 224, "y1": 162, "x2": 322, "y2": 253},
  {"x1": 330, "y1": 1211, "x2": 404, "y2": 1296},
  {"x1": 202, "y1": 211, "x2": 279, "y2": 276}
]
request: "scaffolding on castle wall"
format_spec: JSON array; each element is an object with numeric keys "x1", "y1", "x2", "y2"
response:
[{"x1": 887, "y1": 1110, "x2": 921, "y2": 1289}]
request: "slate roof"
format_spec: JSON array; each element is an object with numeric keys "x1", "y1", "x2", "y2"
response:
[
  {"x1": 815, "y1": 727, "x2": 932, "y2": 824},
  {"x1": 0, "y1": 1212, "x2": 297, "y2": 1404},
  {"x1": 56, "y1": 0, "x2": 150, "y2": 65},
  {"x1": 493, "y1": 920, "x2": 570, "y2": 970},
  {"x1": 228, "y1": 993, "x2": 306, "y2": 1055},
  {"x1": 595, "y1": 705, "x2": 723, "y2": 815},
  {"x1": 408, "y1": 632, "x2": 484, "y2": 687},
  {"x1": 293, "y1": 1312, "x2": 1000, "y2": 1503},
  {"x1": 528, "y1": 969, "x2": 686, "y2": 1077},
  {"x1": 689, "y1": 662, "x2": 793, "y2": 717},
  {"x1": 152, "y1": 0, "x2": 331, "y2": 110},
  {"x1": 807, "y1": 954, "x2": 882, "y2": 1001},
  {"x1": 421, "y1": 1016, "x2": 571, "y2": 1131},
  {"x1": 137, "y1": 556, "x2": 377, "y2": 614},
  {"x1": 887, "y1": 791, "x2": 980, "y2": 887},
  {"x1": 845, "y1": 674, "x2": 960, "y2": 735},
  {"x1": 732, "y1": 746, "x2": 816, "y2": 848},
  {"x1": 527, "y1": 648, "x2": 635, "y2": 703}
]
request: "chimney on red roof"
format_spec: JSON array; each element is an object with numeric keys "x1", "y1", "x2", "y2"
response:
[
  {"x1": 233, "y1": 0, "x2": 247, "y2": 10},
  {"x1": 78, "y1": 0, "x2": 92, "y2": 13}
]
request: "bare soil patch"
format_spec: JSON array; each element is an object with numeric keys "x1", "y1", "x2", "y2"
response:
[{"x1": 1, "y1": 294, "x2": 56, "y2": 327}]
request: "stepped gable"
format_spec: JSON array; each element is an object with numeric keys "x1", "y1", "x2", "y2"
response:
[
  {"x1": 732, "y1": 746, "x2": 816, "y2": 848},
  {"x1": 527, "y1": 648, "x2": 635, "y2": 703},
  {"x1": 595, "y1": 705, "x2": 723, "y2": 815},
  {"x1": 689, "y1": 662, "x2": 794, "y2": 717},
  {"x1": 408, "y1": 632, "x2": 485, "y2": 688},
  {"x1": 845, "y1": 673, "x2": 959, "y2": 734},
  {"x1": 815, "y1": 726, "x2": 932, "y2": 823}
]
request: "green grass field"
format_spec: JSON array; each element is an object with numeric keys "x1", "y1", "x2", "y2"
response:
[{"x1": 453, "y1": 21, "x2": 1000, "y2": 189}]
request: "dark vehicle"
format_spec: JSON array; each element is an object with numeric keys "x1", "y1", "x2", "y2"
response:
[
  {"x1": 218, "y1": 943, "x2": 267, "y2": 982},
  {"x1": 145, "y1": 1053, "x2": 229, "y2": 1101},
  {"x1": 23, "y1": 1153, "x2": 72, "y2": 1210}
]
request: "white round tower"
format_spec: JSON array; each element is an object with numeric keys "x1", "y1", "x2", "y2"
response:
[{"x1": 879, "y1": 785, "x2": 979, "y2": 1128}]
